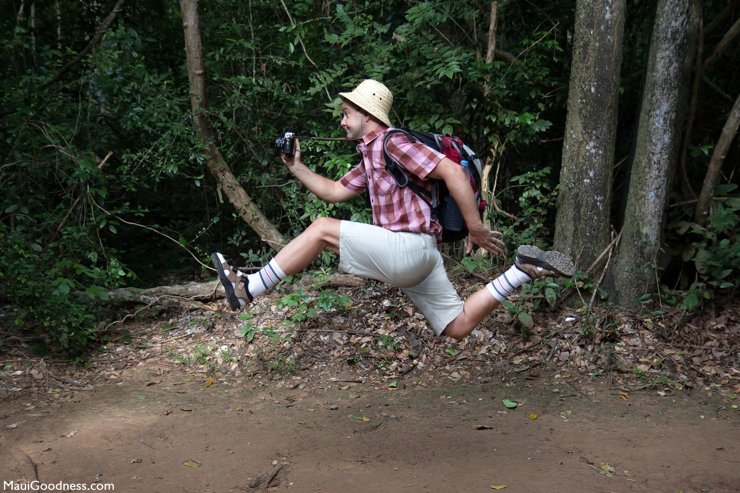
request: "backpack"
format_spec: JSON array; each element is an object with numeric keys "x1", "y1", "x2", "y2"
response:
[{"x1": 382, "y1": 128, "x2": 487, "y2": 243}]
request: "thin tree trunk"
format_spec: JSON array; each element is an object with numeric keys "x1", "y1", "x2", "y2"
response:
[
  {"x1": 179, "y1": 0, "x2": 286, "y2": 251},
  {"x1": 554, "y1": 0, "x2": 626, "y2": 269},
  {"x1": 704, "y1": 0, "x2": 740, "y2": 36},
  {"x1": 609, "y1": 0, "x2": 701, "y2": 305},
  {"x1": 30, "y1": 2, "x2": 36, "y2": 66},
  {"x1": 55, "y1": 0, "x2": 62, "y2": 50},
  {"x1": 479, "y1": 1, "x2": 499, "y2": 243},
  {"x1": 703, "y1": 17, "x2": 740, "y2": 70},
  {"x1": 483, "y1": 1, "x2": 498, "y2": 97},
  {"x1": 694, "y1": 92, "x2": 740, "y2": 225},
  {"x1": 679, "y1": 16, "x2": 702, "y2": 199},
  {"x1": 44, "y1": 0, "x2": 125, "y2": 87}
]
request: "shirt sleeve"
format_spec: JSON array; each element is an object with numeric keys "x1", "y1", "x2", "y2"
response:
[
  {"x1": 339, "y1": 163, "x2": 368, "y2": 192},
  {"x1": 384, "y1": 132, "x2": 446, "y2": 181}
]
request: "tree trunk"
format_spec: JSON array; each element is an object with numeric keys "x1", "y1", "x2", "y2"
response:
[
  {"x1": 554, "y1": 0, "x2": 626, "y2": 269},
  {"x1": 609, "y1": 0, "x2": 701, "y2": 305},
  {"x1": 179, "y1": 0, "x2": 286, "y2": 251},
  {"x1": 694, "y1": 92, "x2": 740, "y2": 225},
  {"x1": 45, "y1": 0, "x2": 126, "y2": 87}
]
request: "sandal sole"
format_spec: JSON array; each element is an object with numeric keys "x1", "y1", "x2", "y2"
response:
[
  {"x1": 211, "y1": 253, "x2": 241, "y2": 310},
  {"x1": 516, "y1": 245, "x2": 575, "y2": 277}
]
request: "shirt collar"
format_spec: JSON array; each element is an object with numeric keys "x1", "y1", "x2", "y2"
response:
[{"x1": 361, "y1": 126, "x2": 388, "y2": 146}]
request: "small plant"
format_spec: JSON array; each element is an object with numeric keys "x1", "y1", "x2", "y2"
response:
[
  {"x1": 579, "y1": 321, "x2": 597, "y2": 343},
  {"x1": 376, "y1": 333, "x2": 400, "y2": 353},
  {"x1": 266, "y1": 353, "x2": 298, "y2": 375},
  {"x1": 161, "y1": 323, "x2": 177, "y2": 333},
  {"x1": 502, "y1": 301, "x2": 534, "y2": 339},
  {"x1": 168, "y1": 349, "x2": 190, "y2": 366},
  {"x1": 186, "y1": 317, "x2": 215, "y2": 331},
  {"x1": 453, "y1": 255, "x2": 492, "y2": 274},
  {"x1": 191, "y1": 345, "x2": 213, "y2": 366},
  {"x1": 240, "y1": 322, "x2": 256, "y2": 343},
  {"x1": 276, "y1": 290, "x2": 317, "y2": 326},
  {"x1": 262, "y1": 327, "x2": 282, "y2": 342},
  {"x1": 239, "y1": 313, "x2": 256, "y2": 342},
  {"x1": 634, "y1": 367, "x2": 673, "y2": 389},
  {"x1": 217, "y1": 347, "x2": 232, "y2": 364},
  {"x1": 275, "y1": 289, "x2": 351, "y2": 326},
  {"x1": 315, "y1": 290, "x2": 351, "y2": 311}
]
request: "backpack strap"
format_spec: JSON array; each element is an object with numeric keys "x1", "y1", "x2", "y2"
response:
[{"x1": 382, "y1": 129, "x2": 436, "y2": 208}]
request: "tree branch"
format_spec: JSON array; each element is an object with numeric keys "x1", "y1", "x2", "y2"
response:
[
  {"x1": 703, "y1": 16, "x2": 740, "y2": 71},
  {"x1": 278, "y1": 0, "x2": 331, "y2": 101},
  {"x1": 44, "y1": 0, "x2": 126, "y2": 87},
  {"x1": 694, "y1": 91, "x2": 740, "y2": 225}
]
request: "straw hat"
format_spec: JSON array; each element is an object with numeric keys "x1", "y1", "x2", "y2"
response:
[{"x1": 339, "y1": 79, "x2": 393, "y2": 127}]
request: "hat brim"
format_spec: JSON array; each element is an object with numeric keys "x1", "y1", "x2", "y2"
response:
[{"x1": 339, "y1": 92, "x2": 392, "y2": 127}]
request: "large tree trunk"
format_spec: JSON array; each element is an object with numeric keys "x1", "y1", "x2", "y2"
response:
[
  {"x1": 554, "y1": 0, "x2": 626, "y2": 269},
  {"x1": 179, "y1": 0, "x2": 286, "y2": 251},
  {"x1": 609, "y1": 0, "x2": 701, "y2": 305}
]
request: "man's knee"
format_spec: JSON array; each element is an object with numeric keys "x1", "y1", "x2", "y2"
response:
[
  {"x1": 310, "y1": 216, "x2": 337, "y2": 230},
  {"x1": 308, "y1": 217, "x2": 341, "y2": 250},
  {"x1": 442, "y1": 324, "x2": 465, "y2": 341}
]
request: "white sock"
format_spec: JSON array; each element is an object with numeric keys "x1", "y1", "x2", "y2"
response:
[
  {"x1": 486, "y1": 265, "x2": 532, "y2": 302},
  {"x1": 246, "y1": 259, "x2": 286, "y2": 298}
]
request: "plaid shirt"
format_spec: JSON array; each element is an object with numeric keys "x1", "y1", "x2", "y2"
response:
[{"x1": 339, "y1": 127, "x2": 445, "y2": 241}]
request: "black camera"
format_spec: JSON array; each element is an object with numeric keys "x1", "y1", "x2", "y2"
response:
[{"x1": 274, "y1": 131, "x2": 296, "y2": 156}]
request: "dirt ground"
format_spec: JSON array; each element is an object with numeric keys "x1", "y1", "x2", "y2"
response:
[
  {"x1": 1, "y1": 280, "x2": 738, "y2": 493},
  {"x1": 1, "y1": 361, "x2": 738, "y2": 493}
]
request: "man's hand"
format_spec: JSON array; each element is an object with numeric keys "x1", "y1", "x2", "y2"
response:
[
  {"x1": 280, "y1": 139, "x2": 301, "y2": 168},
  {"x1": 466, "y1": 225, "x2": 506, "y2": 256}
]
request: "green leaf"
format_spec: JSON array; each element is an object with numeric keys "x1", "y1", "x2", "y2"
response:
[
  {"x1": 517, "y1": 311, "x2": 534, "y2": 329},
  {"x1": 502, "y1": 399, "x2": 518, "y2": 409},
  {"x1": 544, "y1": 287, "x2": 556, "y2": 307},
  {"x1": 85, "y1": 285, "x2": 109, "y2": 300}
]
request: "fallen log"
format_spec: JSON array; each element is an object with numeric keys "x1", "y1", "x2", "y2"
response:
[
  {"x1": 107, "y1": 280, "x2": 223, "y2": 304},
  {"x1": 104, "y1": 274, "x2": 367, "y2": 307}
]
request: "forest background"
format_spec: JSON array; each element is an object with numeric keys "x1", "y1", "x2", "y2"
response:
[{"x1": 0, "y1": 0, "x2": 737, "y2": 356}]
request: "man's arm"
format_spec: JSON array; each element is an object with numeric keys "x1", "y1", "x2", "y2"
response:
[
  {"x1": 429, "y1": 157, "x2": 505, "y2": 256},
  {"x1": 281, "y1": 140, "x2": 360, "y2": 203}
]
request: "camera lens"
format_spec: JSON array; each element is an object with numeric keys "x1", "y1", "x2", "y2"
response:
[{"x1": 274, "y1": 132, "x2": 295, "y2": 155}]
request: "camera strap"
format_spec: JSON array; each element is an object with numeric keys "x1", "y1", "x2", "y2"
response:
[{"x1": 295, "y1": 136, "x2": 350, "y2": 142}]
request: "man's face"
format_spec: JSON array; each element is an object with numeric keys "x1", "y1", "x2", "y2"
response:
[{"x1": 340, "y1": 102, "x2": 366, "y2": 140}]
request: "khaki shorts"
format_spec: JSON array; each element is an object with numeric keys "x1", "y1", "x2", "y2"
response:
[{"x1": 338, "y1": 221, "x2": 463, "y2": 335}]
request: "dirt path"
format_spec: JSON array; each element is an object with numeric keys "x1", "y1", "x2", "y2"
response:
[{"x1": 2, "y1": 367, "x2": 738, "y2": 493}]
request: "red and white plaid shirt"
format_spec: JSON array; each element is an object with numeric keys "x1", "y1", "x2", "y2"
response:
[{"x1": 339, "y1": 127, "x2": 445, "y2": 241}]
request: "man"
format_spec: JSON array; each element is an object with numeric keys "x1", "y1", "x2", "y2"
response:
[{"x1": 212, "y1": 79, "x2": 574, "y2": 340}]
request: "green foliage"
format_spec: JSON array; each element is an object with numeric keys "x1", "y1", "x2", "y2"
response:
[
  {"x1": 275, "y1": 290, "x2": 316, "y2": 326},
  {"x1": 499, "y1": 167, "x2": 558, "y2": 247},
  {"x1": 315, "y1": 291, "x2": 352, "y2": 311},
  {"x1": 453, "y1": 255, "x2": 494, "y2": 274},
  {"x1": 503, "y1": 273, "x2": 574, "y2": 339},
  {"x1": 665, "y1": 187, "x2": 739, "y2": 310},
  {"x1": 275, "y1": 289, "x2": 351, "y2": 326},
  {"x1": 0, "y1": 220, "x2": 130, "y2": 355}
]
